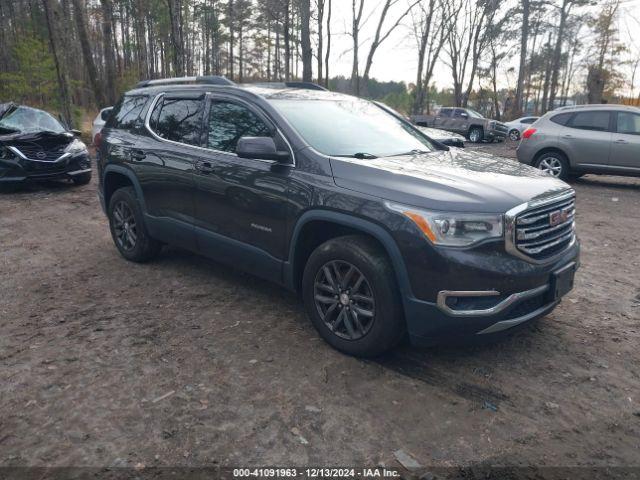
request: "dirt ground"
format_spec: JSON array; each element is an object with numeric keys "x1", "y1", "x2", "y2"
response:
[{"x1": 1, "y1": 141, "x2": 639, "y2": 476}]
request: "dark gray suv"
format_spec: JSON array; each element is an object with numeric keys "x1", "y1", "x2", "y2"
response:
[
  {"x1": 516, "y1": 104, "x2": 640, "y2": 179},
  {"x1": 98, "y1": 76, "x2": 580, "y2": 357}
]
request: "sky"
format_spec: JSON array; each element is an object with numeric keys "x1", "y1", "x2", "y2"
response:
[{"x1": 319, "y1": 0, "x2": 640, "y2": 95}]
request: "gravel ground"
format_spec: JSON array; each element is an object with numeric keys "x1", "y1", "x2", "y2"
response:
[{"x1": 1, "y1": 141, "x2": 639, "y2": 476}]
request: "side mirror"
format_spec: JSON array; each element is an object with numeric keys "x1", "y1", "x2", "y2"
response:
[
  {"x1": 70, "y1": 129, "x2": 82, "y2": 137},
  {"x1": 236, "y1": 136, "x2": 291, "y2": 163},
  {"x1": 101, "y1": 108, "x2": 113, "y2": 121}
]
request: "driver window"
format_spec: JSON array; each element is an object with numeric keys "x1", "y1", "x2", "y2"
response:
[
  {"x1": 453, "y1": 109, "x2": 466, "y2": 118},
  {"x1": 207, "y1": 101, "x2": 271, "y2": 153}
]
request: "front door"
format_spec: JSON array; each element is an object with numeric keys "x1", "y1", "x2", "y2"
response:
[
  {"x1": 611, "y1": 111, "x2": 640, "y2": 172},
  {"x1": 561, "y1": 110, "x2": 613, "y2": 169},
  {"x1": 192, "y1": 96, "x2": 293, "y2": 283}
]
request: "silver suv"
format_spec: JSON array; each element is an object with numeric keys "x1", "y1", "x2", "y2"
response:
[{"x1": 516, "y1": 104, "x2": 640, "y2": 179}]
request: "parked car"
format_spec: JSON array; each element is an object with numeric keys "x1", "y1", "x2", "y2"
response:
[
  {"x1": 98, "y1": 76, "x2": 579, "y2": 357},
  {"x1": 412, "y1": 107, "x2": 508, "y2": 143},
  {"x1": 516, "y1": 104, "x2": 640, "y2": 180},
  {"x1": 372, "y1": 101, "x2": 465, "y2": 148},
  {"x1": 504, "y1": 116, "x2": 539, "y2": 141},
  {"x1": 0, "y1": 103, "x2": 91, "y2": 190},
  {"x1": 92, "y1": 107, "x2": 113, "y2": 145}
]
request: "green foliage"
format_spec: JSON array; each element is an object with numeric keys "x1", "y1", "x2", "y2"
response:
[{"x1": 0, "y1": 36, "x2": 57, "y2": 104}]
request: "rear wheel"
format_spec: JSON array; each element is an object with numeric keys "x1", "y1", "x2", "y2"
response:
[
  {"x1": 302, "y1": 235, "x2": 405, "y2": 357},
  {"x1": 108, "y1": 186, "x2": 162, "y2": 262},
  {"x1": 535, "y1": 152, "x2": 569, "y2": 180},
  {"x1": 469, "y1": 127, "x2": 484, "y2": 143},
  {"x1": 509, "y1": 129, "x2": 520, "y2": 141}
]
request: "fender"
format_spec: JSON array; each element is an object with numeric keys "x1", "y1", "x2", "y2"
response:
[
  {"x1": 101, "y1": 164, "x2": 148, "y2": 214},
  {"x1": 283, "y1": 209, "x2": 414, "y2": 300}
]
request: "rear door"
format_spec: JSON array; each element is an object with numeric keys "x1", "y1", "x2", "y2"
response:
[
  {"x1": 560, "y1": 110, "x2": 613, "y2": 169},
  {"x1": 133, "y1": 93, "x2": 205, "y2": 250},
  {"x1": 610, "y1": 111, "x2": 640, "y2": 172},
  {"x1": 433, "y1": 108, "x2": 453, "y2": 129}
]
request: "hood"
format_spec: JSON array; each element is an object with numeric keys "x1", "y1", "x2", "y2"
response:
[
  {"x1": 0, "y1": 129, "x2": 74, "y2": 146},
  {"x1": 330, "y1": 148, "x2": 571, "y2": 213}
]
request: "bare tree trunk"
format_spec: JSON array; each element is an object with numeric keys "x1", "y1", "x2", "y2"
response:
[
  {"x1": 300, "y1": 0, "x2": 312, "y2": 81},
  {"x1": 316, "y1": 0, "x2": 324, "y2": 84},
  {"x1": 71, "y1": 0, "x2": 106, "y2": 106},
  {"x1": 324, "y1": 0, "x2": 331, "y2": 87},
  {"x1": 548, "y1": 0, "x2": 569, "y2": 111},
  {"x1": 511, "y1": 0, "x2": 529, "y2": 118},
  {"x1": 167, "y1": 0, "x2": 184, "y2": 76},
  {"x1": 350, "y1": 0, "x2": 365, "y2": 95},
  {"x1": 284, "y1": 0, "x2": 291, "y2": 80},
  {"x1": 100, "y1": 0, "x2": 117, "y2": 105},
  {"x1": 42, "y1": 0, "x2": 73, "y2": 126}
]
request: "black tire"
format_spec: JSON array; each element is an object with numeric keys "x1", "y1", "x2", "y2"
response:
[
  {"x1": 509, "y1": 129, "x2": 520, "y2": 141},
  {"x1": 72, "y1": 172, "x2": 92, "y2": 186},
  {"x1": 534, "y1": 151, "x2": 570, "y2": 180},
  {"x1": 302, "y1": 235, "x2": 405, "y2": 357},
  {"x1": 108, "y1": 186, "x2": 162, "y2": 262},
  {"x1": 468, "y1": 127, "x2": 484, "y2": 143}
]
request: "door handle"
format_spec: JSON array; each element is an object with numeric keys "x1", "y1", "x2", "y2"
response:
[
  {"x1": 130, "y1": 149, "x2": 146, "y2": 161},
  {"x1": 195, "y1": 160, "x2": 215, "y2": 174},
  {"x1": 614, "y1": 139, "x2": 628, "y2": 144},
  {"x1": 562, "y1": 135, "x2": 574, "y2": 139}
]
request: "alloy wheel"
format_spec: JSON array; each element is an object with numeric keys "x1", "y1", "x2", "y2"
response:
[
  {"x1": 509, "y1": 129, "x2": 520, "y2": 141},
  {"x1": 538, "y1": 157, "x2": 563, "y2": 177},
  {"x1": 112, "y1": 201, "x2": 138, "y2": 251},
  {"x1": 469, "y1": 129, "x2": 482, "y2": 143},
  {"x1": 313, "y1": 260, "x2": 375, "y2": 340}
]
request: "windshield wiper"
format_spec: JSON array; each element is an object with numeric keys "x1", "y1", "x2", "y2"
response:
[
  {"x1": 389, "y1": 149, "x2": 431, "y2": 157},
  {"x1": 333, "y1": 152, "x2": 378, "y2": 159}
]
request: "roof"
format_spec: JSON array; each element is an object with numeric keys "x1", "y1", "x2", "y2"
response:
[
  {"x1": 125, "y1": 76, "x2": 353, "y2": 102},
  {"x1": 554, "y1": 103, "x2": 640, "y2": 112}
]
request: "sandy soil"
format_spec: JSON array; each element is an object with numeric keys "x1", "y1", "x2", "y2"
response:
[{"x1": 1, "y1": 142, "x2": 639, "y2": 477}]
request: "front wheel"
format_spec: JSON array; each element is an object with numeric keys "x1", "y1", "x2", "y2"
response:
[
  {"x1": 72, "y1": 172, "x2": 92, "y2": 186},
  {"x1": 302, "y1": 235, "x2": 405, "y2": 357},
  {"x1": 509, "y1": 129, "x2": 520, "y2": 141},
  {"x1": 468, "y1": 127, "x2": 484, "y2": 143},
  {"x1": 535, "y1": 152, "x2": 569, "y2": 180}
]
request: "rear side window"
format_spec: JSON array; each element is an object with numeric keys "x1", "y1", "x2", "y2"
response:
[
  {"x1": 521, "y1": 117, "x2": 537, "y2": 124},
  {"x1": 149, "y1": 97, "x2": 204, "y2": 146},
  {"x1": 438, "y1": 108, "x2": 453, "y2": 117},
  {"x1": 616, "y1": 112, "x2": 640, "y2": 135},
  {"x1": 453, "y1": 109, "x2": 466, "y2": 118},
  {"x1": 206, "y1": 101, "x2": 271, "y2": 153},
  {"x1": 106, "y1": 95, "x2": 148, "y2": 130},
  {"x1": 568, "y1": 111, "x2": 611, "y2": 132},
  {"x1": 550, "y1": 113, "x2": 572, "y2": 126}
]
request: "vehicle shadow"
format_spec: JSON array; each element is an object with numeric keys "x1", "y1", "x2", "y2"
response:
[{"x1": 0, "y1": 179, "x2": 83, "y2": 195}]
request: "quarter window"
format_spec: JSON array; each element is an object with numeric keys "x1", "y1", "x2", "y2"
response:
[
  {"x1": 616, "y1": 112, "x2": 640, "y2": 135},
  {"x1": 568, "y1": 111, "x2": 611, "y2": 132},
  {"x1": 206, "y1": 101, "x2": 271, "y2": 153},
  {"x1": 149, "y1": 97, "x2": 204, "y2": 146},
  {"x1": 550, "y1": 113, "x2": 572, "y2": 126}
]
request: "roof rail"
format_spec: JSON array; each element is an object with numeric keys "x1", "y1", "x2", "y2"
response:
[
  {"x1": 284, "y1": 81, "x2": 328, "y2": 91},
  {"x1": 135, "y1": 76, "x2": 235, "y2": 88}
]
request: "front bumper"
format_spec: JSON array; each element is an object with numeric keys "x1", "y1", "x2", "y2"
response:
[
  {"x1": 401, "y1": 241, "x2": 580, "y2": 346},
  {"x1": 485, "y1": 128, "x2": 507, "y2": 140},
  {"x1": 0, "y1": 152, "x2": 91, "y2": 183}
]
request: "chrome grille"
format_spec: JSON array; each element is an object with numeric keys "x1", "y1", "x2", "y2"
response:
[{"x1": 514, "y1": 195, "x2": 575, "y2": 261}]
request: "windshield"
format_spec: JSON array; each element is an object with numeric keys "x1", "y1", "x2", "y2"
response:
[
  {"x1": 466, "y1": 109, "x2": 484, "y2": 119},
  {"x1": 0, "y1": 106, "x2": 66, "y2": 134},
  {"x1": 270, "y1": 98, "x2": 434, "y2": 157}
]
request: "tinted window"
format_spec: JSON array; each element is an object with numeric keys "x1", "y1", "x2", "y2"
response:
[
  {"x1": 616, "y1": 112, "x2": 640, "y2": 135},
  {"x1": 550, "y1": 113, "x2": 573, "y2": 126},
  {"x1": 439, "y1": 108, "x2": 453, "y2": 117},
  {"x1": 453, "y1": 109, "x2": 467, "y2": 118},
  {"x1": 150, "y1": 97, "x2": 204, "y2": 146},
  {"x1": 569, "y1": 111, "x2": 611, "y2": 131},
  {"x1": 521, "y1": 117, "x2": 537, "y2": 124},
  {"x1": 207, "y1": 101, "x2": 271, "y2": 153},
  {"x1": 107, "y1": 95, "x2": 148, "y2": 130}
]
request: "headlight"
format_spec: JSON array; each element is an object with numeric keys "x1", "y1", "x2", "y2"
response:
[
  {"x1": 65, "y1": 138, "x2": 88, "y2": 155},
  {"x1": 385, "y1": 202, "x2": 503, "y2": 247}
]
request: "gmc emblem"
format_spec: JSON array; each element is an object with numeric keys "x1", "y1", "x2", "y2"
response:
[{"x1": 549, "y1": 209, "x2": 569, "y2": 226}]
